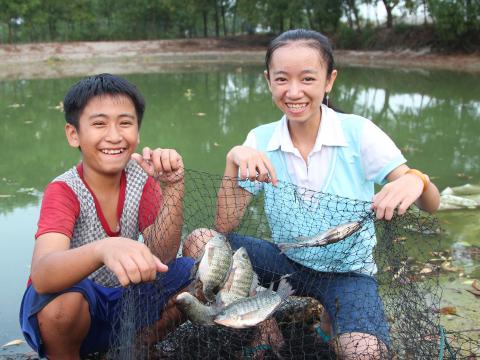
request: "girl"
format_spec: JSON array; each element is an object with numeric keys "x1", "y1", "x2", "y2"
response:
[{"x1": 188, "y1": 29, "x2": 440, "y2": 359}]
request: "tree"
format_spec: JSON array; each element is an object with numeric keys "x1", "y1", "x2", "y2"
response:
[
  {"x1": 0, "y1": 0, "x2": 39, "y2": 42},
  {"x1": 381, "y1": 0, "x2": 400, "y2": 28}
]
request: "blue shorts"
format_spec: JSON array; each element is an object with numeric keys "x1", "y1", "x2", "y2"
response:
[
  {"x1": 228, "y1": 234, "x2": 390, "y2": 346},
  {"x1": 19, "y1": 257, "x2": 195, "y2": 358}
]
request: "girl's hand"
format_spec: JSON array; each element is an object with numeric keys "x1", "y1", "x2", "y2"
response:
[
  {"x1": 132, "y1": 147, "x2": 184, "y2": 185},
  {"x1": 95, "y1": 237, "x2": 168, "y2": 287},
  {"x1": 372, "y1": 172, "x2": 424, "y2": 220},
  {"x1": 227, "y1": 145, "x2": 278, "y2": 185}
]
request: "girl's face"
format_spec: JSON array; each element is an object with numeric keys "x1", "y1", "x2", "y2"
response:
[{"x1": 265, "y1": 42, "x2": 337, "y2": 126}]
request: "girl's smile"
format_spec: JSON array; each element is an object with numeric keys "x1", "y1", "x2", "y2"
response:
[{"x1": 265, "y1": 42, "x2": 337, "y2": 129}]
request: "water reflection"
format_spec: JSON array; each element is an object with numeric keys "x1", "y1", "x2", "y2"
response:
[{"x1": 0, "y1": 66, "x2": 479, "y2": 346}]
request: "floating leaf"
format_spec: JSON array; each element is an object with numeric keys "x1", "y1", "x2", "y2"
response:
[
  {"x1": 213, "y1": 142, "x2": 219, "y2": 147},
  {"x1": 2, "y1": 339, "x2": 24, "y2": 347},
  {"x1": 196, "y1": 112, "x2": 206, "y2": 116},
  {"x1": 419, "y1": 267, "x2": 433, "y2": 274},
  {"x1": 7, "y1": 103, "x2": 24, "y2": 108},
  {"x1": 438, "y1": 306, "x2": 458, "y2": 315},
  {"x1": 472, "y1": 279, "x2": 480, "y2": 291},
  {"x1": 466, "y1": 288, "x2": 480, "y2": 297},
  {"x1": 441, "y1": 261, "x2": 462, "y2": 273}
]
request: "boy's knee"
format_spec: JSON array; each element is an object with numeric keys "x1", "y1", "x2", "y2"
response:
[
  {"x1": 37, "y1": 292, "x2": 90, "y2": 332},
  {"x1": 182, "y1": 228, "x2": 217, "y2": 259},
  {"x1": 335, "y1": 332, "x2": 387, "y2": 360}
]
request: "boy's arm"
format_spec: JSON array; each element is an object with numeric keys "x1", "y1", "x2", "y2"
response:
[
  {"x1": 31, "y1": 233, "x2": 167, "y2": 294},
  {"x1": 133, "y1": 148, "x2": 184, "y2": 264},
  {"x1": 215, "y1": 145, "x2": 277, "y2": 233}
]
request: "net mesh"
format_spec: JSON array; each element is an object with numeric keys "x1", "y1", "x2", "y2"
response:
[{"x1": 96, "y1": 169, "x2": 478, "y2": 360}]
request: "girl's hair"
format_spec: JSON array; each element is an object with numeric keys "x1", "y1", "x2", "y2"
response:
[
  {"x1": 265, "y1": 29, "x2": 337, "y2": 109},
  {"x1": 265, "y1": 29, "x2": 335, "y2": 76}
]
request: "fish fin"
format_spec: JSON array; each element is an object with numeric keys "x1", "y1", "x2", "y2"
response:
[
  {"x1": 276, "y1": 278, "x2": 295, "y2": 299},
  {"x1": 277, "y1": 243, "x2": 297, "y2": 254},
  {"x1": 249, "y1": 272, "x2": 260, "y2": 296}
]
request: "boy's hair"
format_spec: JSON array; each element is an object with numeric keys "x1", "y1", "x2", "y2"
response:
[{"x1": 63, "y1": 73, "x2": 146, "y2": 129}]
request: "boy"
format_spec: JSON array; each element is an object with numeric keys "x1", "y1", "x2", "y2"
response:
[{"x1": 19, "y1": 73, "x2": 195, "y2": 359}]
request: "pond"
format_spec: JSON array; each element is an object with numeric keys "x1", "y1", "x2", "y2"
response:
[{"x1": 1, "y1": 65, "x2": 479, "y2": 356}]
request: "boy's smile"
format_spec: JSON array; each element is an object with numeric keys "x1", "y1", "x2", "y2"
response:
[{"x1": 65, "y1": 94, "x2": 139, "y2": 178}]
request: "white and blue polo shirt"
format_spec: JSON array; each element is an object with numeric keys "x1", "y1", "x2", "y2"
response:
[{"x1": 240, "y1": 105, "x2": 406, "y2": 275}]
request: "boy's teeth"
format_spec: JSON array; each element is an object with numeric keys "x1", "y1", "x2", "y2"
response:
[{"x1": 102, "y1": 149, "x2": 124, "y2": 155}]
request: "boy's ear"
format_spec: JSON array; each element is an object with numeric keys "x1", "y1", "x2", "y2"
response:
[{"x1": 65, "y1": 123, "x2": 80, "y2": 148}]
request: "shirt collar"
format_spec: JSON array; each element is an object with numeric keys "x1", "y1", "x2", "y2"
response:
[{"x1": 266, "y1": 104, "x2": 348, "y2": 153}]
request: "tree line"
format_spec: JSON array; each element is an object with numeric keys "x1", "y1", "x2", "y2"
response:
[{"x1": 0, "y1": 0, "x2": 478, "y2": 49}]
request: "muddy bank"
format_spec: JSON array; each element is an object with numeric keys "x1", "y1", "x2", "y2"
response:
[{"x1": 1, "y1": 39, "x2": 479, "y2": 80}]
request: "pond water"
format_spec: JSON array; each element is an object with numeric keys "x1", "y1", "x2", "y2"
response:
[{"x1": 1, "y1": 65, "x2": 479, "y2": 355}]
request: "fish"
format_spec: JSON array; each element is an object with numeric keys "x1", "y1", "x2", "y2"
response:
[
  {"x1": 277, "y1": 220, "x2": 365, "y2": 254},
  {"x1": 216, "y1": 247, "x2": 258, "y2": 306},
  {"x1": 214, "y1": 278, "x2": 294, "y2": 329},
  {"x1": 175, "y1": 292, "x2": 219, "y2": 326},
  {"x1": 197, "y1": 232, "x2": 233, "y2": 302}
]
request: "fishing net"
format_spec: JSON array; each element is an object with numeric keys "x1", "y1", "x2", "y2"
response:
[{"x1": 97, "y1": 169, "x2": 478, "y2": 360}]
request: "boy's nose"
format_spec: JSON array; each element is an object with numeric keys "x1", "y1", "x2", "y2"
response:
[{"x1": 105, "y1": 124, "x2": 122, "y2": 142}]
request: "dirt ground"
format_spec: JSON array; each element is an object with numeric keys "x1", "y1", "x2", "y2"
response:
[{"x1": 1, "y1": 38, "x2": 480, "y2": 80}]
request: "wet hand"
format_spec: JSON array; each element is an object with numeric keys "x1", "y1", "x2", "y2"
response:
[
  {"x1": 227, "y1": 146, "x2": 278, "y2": 185},
  {"x1": 132, "y1": 147, "x2": 184, "y2": 185},
  {"x1": 95, "y1": 237, "x2": 168, "y2": 287},
  {"x1": 372, "y1": 173, "x2": 424, "y2": 220}
]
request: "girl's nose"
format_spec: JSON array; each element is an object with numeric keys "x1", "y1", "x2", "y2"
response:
[{"x1": 287, "y1": 81, "x2": 302, "y2": 98}]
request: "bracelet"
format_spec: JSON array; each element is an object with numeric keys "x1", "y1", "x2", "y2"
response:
[{"x1": 405, "y1": 169, "x2": 429, "y2": 193}]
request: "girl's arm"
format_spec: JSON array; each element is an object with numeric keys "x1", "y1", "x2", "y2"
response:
[
  {"x1": 215, "y1": 146, "x2": 277, "y2": 233},
  {"x1": 372, "y1": 164, "x2": 440, "y2": 220}
]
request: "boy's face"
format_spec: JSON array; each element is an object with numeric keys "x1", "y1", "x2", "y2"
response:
[{"x1": 65, "y1": 94, "x2": 140, "y2": 177}]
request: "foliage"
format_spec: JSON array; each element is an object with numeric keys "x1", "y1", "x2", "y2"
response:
[
  {"x1": 0, "y1": 0, "x2": 478, "y2": 51},
  {"x1": 428, "y1": 0, "x2": 480, "y2": 49}
]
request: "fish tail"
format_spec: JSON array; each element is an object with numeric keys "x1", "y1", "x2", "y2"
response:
[
  {"x1": 277, "y1": 243, "x2": 298, "y2": 254},
  {"x1": 276, "y1": 278, "x2": 295, "y2": 299}
]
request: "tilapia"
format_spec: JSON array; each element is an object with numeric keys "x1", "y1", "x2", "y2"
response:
[
  {"x1": 216, "y1": 247, "x2": 258, "y2": 306},
  {"x1": 176, "y1": 292, "x2": 219, "y2": 326},
  {"x1": 197, "y1": 232, "x2": 233, "y2": 302},
  {"x1": 214, "y1": 278, "x2": 294, "y2": 329},
  {"x1": 278, "y1": 220, "x2": 364, "y2": 253}
]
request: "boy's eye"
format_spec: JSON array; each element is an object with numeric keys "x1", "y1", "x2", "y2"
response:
[
  {"x1": 275, "y1": 77, "x2": 287, "y2": 83},
  {"x1": 92, "y1": 121, "x2": 106, "y2": 127},
  {"x1": 303, "y1": 77, "x2": 315, "y2": 82},
  {"x1": 120, "y1": 120, "x2": 135, "y2": 127}
]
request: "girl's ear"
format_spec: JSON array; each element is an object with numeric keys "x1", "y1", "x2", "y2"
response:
[
  {"x1": 65, "y1": 123, "x2": 80, "y2": 148},
  {"x1": 264, "y1": 70, "x2": 272, "y2": 92},
  {"x1": 325, "y1": 69, "x2": 338, "y2": 93}
]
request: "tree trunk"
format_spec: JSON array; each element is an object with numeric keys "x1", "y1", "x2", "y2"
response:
[
  {"x1": 231, "y1": 3, "x2": 237, "y2": 35},
  {"x1": 7, "y1": 23, "x2": 13, "y2": 43},
  {"x1": 220, "y1": 2, "x2": 227, "y2": 36},
  {"x1": 382, "y1": 0, "x2": 394, "y2": 28},
  {"x1": 214, "y1": 1, "x2": 220, "y2": 37},
  {"x1": 203, "y1": 10, "x2": 208, "y2": 37}
]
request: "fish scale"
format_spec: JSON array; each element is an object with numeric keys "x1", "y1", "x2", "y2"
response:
[
  {"x1": 214, "y1": 278, "x2": 294, "y2": 329},
  {"x1": 198, "y1": 233, "x2": 233, "y2": 302},
  {"x1": 216, "y1": 247, "x2": 256, "y2": 306}
]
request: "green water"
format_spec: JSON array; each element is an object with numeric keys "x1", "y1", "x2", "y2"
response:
[{"x1": 1, "y1": 66, "x2": 479, "y2": 354}]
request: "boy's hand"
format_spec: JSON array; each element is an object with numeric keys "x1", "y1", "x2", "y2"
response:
[
  {"x1": 226, "y1": 145, "x2": 278, "y2": 185},
  {"x1": 132, "y1": 147, "x2": 184, "y2": 185},
  {"x1": 95, "y1": 237, "x2": 168, "y2": 287}
]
